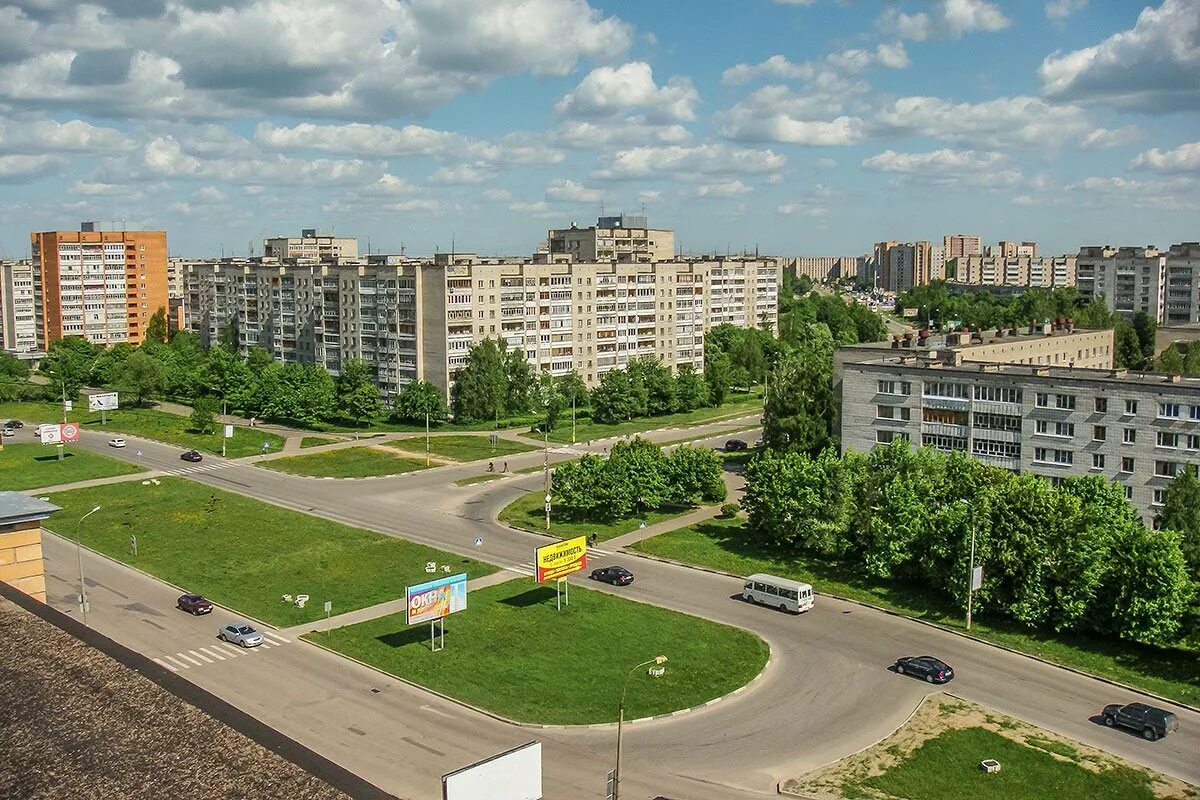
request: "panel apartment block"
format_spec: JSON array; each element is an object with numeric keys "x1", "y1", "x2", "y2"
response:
[
  {"x1": 1164, "y1": 242, "x2": 1200, "y2": 325},
  {"x1": 951, "y1": 254, "x2": 1076, "y2": 289},
  {"x1": 548, "y1": 215, "x2": 674, "y2": 264},
  {"x1": 30, "y1": 227, "x2": 169, "y2": 348},
  {"x1": 1076, "y1": 245, "x2": 1167, "y2": 322},
  {"x1": 1, "y1": 260, "x2": 40, "y2": 355}
]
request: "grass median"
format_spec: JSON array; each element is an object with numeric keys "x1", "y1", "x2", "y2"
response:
[
  {"x1": 498, "y1": 489, "x2": 694, "y2": 542},
  {"x1": 522, "y1": 392, "x2": 764, "y2": 446},
  {"x1": 0, "y1": 442, "x2": 143, "y2": 490},
  {"x1": 300, "y1": 436, "x2": 339, "y2": 448},
  {"x1": 306, "y1": 577, "x2": 769, "y2": 725},
  {"x1": 386, "y1": 434, "x2": 537, "y2": 463},
  {"x1": 260, "y1": 446, "x2": 432, "y2": 478},
  {"x1": 42, "y1": 477, "x2": 494, "y2": 627},
  {"x1": 632, "y1": 517, "x2": 1200, "y2": 708}
]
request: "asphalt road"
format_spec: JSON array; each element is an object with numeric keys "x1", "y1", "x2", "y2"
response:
[{"x1": 20, "y1": 419, "x2": 1200, "y2": 797}]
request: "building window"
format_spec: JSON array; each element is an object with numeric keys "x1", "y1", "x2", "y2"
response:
[
  {"x1": 1093, "y1": 425, "x2": 1106, "y2": 441},
  {"x1": 1187, "y1": 434, "x2": 1200, "y2": 451},
  {"x1": 1124, "y1": 399, "x2": 1138, "y2": 415},
  {"x1": 1155, "y1": 461, "x2": 1181, "y2": 478},
  {"x1": 1190, "y1": 405, "x2": 1200, "y2": 421},
  {"x1": 1092, "y1": 453, "x2": 1105, "y2": 470},
  {"x1": 1035, "y1": 392, "x2": 1049, "y2": 408},
  {"x1": 1158, "y1": 403, "x2": 1181, "y2": 419},
  {"x1": 1123, "y1": 428, "x2": 1137, "y2": 444},
  {"x1": 1035, "y1": 420, "x2": 1075, "y2": 437},
  {"x1": 922, "y1": 381, "x2": 968, "y2": 399},
  {"x1": 876, "y1": 405, "x2": 911, "y2": 421},
  {"x1": 1121, "y1": 456, "x2": 1135, "y2": 473},
  {"x1": 921, "y1": 434, "x2": 968, "y2": 452},
  {"x1": 1094, "y1": 397, "x2": 1108, "y2": 413},
  {"x1": 1153, "y1": 489, "x2": 1166, "y2": 506},
  {"x1": 1125, "y1": 485, "x2": 1134, "y2": 500},
  {"x1": 974, "y1": 386, "x2": 1022, "y2": 403},
  {"x1": 877, "y1": 380, "x2": 911, "y2": 396},
  {"x1": 876, "y1": 430, "x2": 910, "y2": 444},
  {"x1": 1055, "y1": 394, "x2": 1076, "y2": 410},
  {"x1": 1157, "y1": 432, "x2": 1180, "y2": 449},
  {"x1": 1033, "y1": 447, "x2": 1073, "y2": 466}
]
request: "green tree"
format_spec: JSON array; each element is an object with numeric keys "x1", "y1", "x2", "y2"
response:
[
  {"x1": 145, "y1": 306, "x2": 169, "y2": 344},
  {"x1": 1158, "y1": 465, "x2": 1200, "y2": 581},
  {"x1": 246, "y1": 347, "x2": 274, "y2": 375},
  {"x1": 1184, "y1": 343, "x2": 1200, "y2": 374},
  {"x1": 450, "y1": 339, "x2": 507, "y2": 423},
  {"x1": 391, "y1": 380, "x2": 449, "y2": 425},
  {"x1": 628, "y1": 357, "x2": 674, "y2": 416},
  {"x1": 762, "y1": 323, "x2": 836, "y2": 455},
  {"x1": 742, "y1": 448, "x2": 859, "y2": 555},
  {"x1": 504, "y1": 346, "x2": 534, "y2": 416},
  {"x1": 40, "y1": 336, "x2": 100, "y2": 399},
  {"x1": 536, "y1": 371, "x2": 565, "y2": 432},
  {"x1": 1095, "y1": 524, "x2": 1193, "y2": 644},
  {"x1": 1157, "y1": 346, "x2": 1186, "y2": 374},
  {"x1": 604, "y1": 437, "x2": 668, "y2": 518},
  {"x1": 0, "y1": 353, "x2": 31, "y2": 401},
  {"x1": 703, "y1": 350, "x2": 733, "y2": 407},
  {"x1": 189, "y1": 396, "x2": 219, "y2": 434},
  {"x1": 200, "y1": 345, "x2": 255, "y2": 412},
  {"x1": 116, "y1": 350, "x2": 166, "y2": 406},
  {"x1": 591, "y1": 368, "x2": 639, "y2": 425},
  {"x1": 663, "y1": 445, "x2": 726, "y2": 506},
  {"x1": 557, "y1": 370, "x2": 589, "y2": 410},
  {"x1": 1131, "y1": 310, "x2": 1157, "y2": 366},
  {"x1": 1115, "y1": 323, "x2": 1144, "y2": 369},
  {"x1": 336, "y1": 359, "x2": 382, "y2": 426},
  {"x1": 674, "y1": 363, "x2": 710, "y2": 411},
  {"x1": 552, "y1": 455, "x2": 609, "y2": 520}
]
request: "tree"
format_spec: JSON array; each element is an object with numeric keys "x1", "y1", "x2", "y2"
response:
[
  {"x1": 537, "y1": 371, "x2": 565, "y2": 432},
  {"x1": 200, "y1": 345, "x2": 255, "y2": 412},
  {"x1": 604, "y1": 437, "x2": 668, "y2": 518},
  {"x1": 145, "y1": 306, "x2": 169, "y2": 344},
  {"x1": 1094, "y1": 524, "x2": 1193, "y2": 644},
  {"x1": 591, "y1": 368, "x2": 639, "y2": 424},
  {"x1": 1115, "y1": 324, "x2": 1144, "y2": 370},
  {"x1": 1157, "y1": 346, "x2": 1186, "y2": 374},
  {"x1": 190, "y1": 396, "x2": 219, "y2": 434},
  {"x1": 552, "y1": 455, "x2": 609, "y2": 520},
  {"x1": 116, "y1": 350, "x2": 166, "y2": 406},
  {"x1": 391, "y1": 380, "x2": 449, "y2": 425},
  {"x1": 674, "y1": 363, "x2": 710, "y2": 412},
  {"x1": 703, "y1": 350, "x2": 733, "y2": 407},
  {"x1": 450, "y1": 339, "x2": 507, "y2": 423},
  {"x1": 504, "y1": 346, "x2": 534, "y2": 417},
  {"x1": 762, "y1": 323, "x2": 836, "y2": 455},
  {"x1": 336, "y1": 359, "x2": 381, "y2": 426},
  {"x1": 557, "y1": 370, "x2": 589, "y2": 410},
  {"x1": 627, "y1": 358, "x2": 673, "y2": 416},
  {"x1": 0, "y1": 353, "x2": 32, "y2": 401},
  {"x1": 1158, "y1": 465, "x2": 1200, "y2": 582},
  {"x1": 663, "y1": 445, "x2": 726, "y2": 506},
  {"x1": 1131, "y1": 310, "x2": 1157, "y2": 367},
  {"x1": 40, "y1": 336, "x2": 99, "y2": 399},
  {"x1": 743, "y1": 448, "x2": 858, "y2": 555}
]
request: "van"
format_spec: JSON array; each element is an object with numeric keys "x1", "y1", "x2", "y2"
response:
[{"x1": 742, "y1": 573, "x2": 814, "y2": 613}]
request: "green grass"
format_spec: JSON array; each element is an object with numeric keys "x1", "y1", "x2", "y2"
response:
[
  {"x1": 306, "y1": 578, "x2": 768, "y2": 725},
  {"x1": 42, "y1": 478, "x2": 494, "y2": 627},
  {"x1": 301, "y1": 436, "x2": 339, "y2": 448},
  {"x1": 498, "y1": 490, "x2": 694, "y2": 542},
  {"x1": 521, "y1": 392, "x2": 764, "y2": 445},
  {"x1": 453, "y1": 474, "x2": 507, "y2": 487},
  {"x1": 293, "y1": 413, "x2": 544, "y2": 435},
  {"x1": 261, "y1": 446, "x2": 432, "y2": 478},
  {"x1": 861, "y1": 727, "x2": 1156, "y2": 800},
  {"x1": 0, "y1": 400, "x2": 284, "y2": 458},
  {"x1": 0, "y1": 442, "x2": 143, "y2": 490},
  {"x1": 386, "y1": 434, "x2": 538, "y2": 463},
  {"x1": 632, "y1": 517, "x2": 1200, "y2": 707}
]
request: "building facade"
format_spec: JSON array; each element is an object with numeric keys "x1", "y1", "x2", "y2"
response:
[
  {"x1": 950, "y1": 254, "x2": 1076, "y2": 289},
  {"x1": 263, "y1": 230, "x2": 359, "y2": 261},
  {"x1": 30, "y1": 226, "x2": 169, "y2": 348},
  {"x1": 943, "y1": 234, "x2": 982, "y2": 260},
  {"x1": 1164, "y1": 243, "x2": 1200, "y2": 326},
  {"x1": 1, "y1": 260, "x2": 40, "y2": 356},
  {"x1": 841, "y1": 354, "x2": 1200, "y2": 522},
  {"x1": 786, "y1": 256, "x2": 865, "y2": 283},
  {"x1": 548, "y1": 215, "x2": 674, "y2": 264},
  {"x1": 874, "y1": 241, "x2": 944, "y2": 292},
  {"x1": 1077, "y1": 245, "x2": 1167, "y2": 322}
]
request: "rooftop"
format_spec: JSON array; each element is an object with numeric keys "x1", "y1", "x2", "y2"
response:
[
  {"x1": 843, "y1": 322, "x2": 1110, "y2": 353},
  {"x1": 0, "y1": 492, "x2": 60, "y2": 525},
  {"x1": 848, "y1": 355, "x2": 1200, "y2": 389}
]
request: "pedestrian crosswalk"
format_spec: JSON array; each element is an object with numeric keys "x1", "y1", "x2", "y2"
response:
[
  {"x1": 152, "y1": 630, "x2": 291, "y2": 672},
  {"x1": 507, "y1": 546, "x2": 615, "y2": 578},
  {"x1": 161, "y1": 460, "x2": 238, "y2": 478}
]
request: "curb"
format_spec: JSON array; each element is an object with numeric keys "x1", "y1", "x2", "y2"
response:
[{"x1": 624, "y1": 550, "x2": 1200, "y2": 716}]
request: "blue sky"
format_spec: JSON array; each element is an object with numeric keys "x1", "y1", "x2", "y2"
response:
[{"x1": 0, "y1": 0, "x2": 1196, "y2": 259}]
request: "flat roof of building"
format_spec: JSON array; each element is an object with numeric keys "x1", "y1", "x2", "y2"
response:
[
  {"x1": 0, "y1": 492, "x2": 60, "y2": 525},
  {"x1": 846, "y1": 355, "x2": 1200, "y2": 389}
]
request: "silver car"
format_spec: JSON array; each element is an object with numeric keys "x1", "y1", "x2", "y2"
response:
[{"x1": 218, "y1": 622, "x2": 263, "y2": 647}]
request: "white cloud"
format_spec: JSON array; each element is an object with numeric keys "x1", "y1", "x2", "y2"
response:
[
  {"x1": 596, "y1": 144, "x2": 785, "y2": 180},
  {"x1": 1130, "y1": 141, "x2": 1200, "y2": 173},
  {"x1": 0, "y1": 153, "x2": 67, "y2": 182},
  {"x1": 1062, "y1": 175, "x2": 1200, "y2": 210},
  {"x1": 717, "y1": 85, "x2": 865, "y2": 145},
  {"x1": 877, "y1": 0, "x2": 1010, "y2": 41},
  {"x1": 688, "y1": 180, "x2": 752, "y2": 198},
  {"x1": 722, "y1": 43, "x2": 909, "y2": 86},
  {"x1": 482, "y1": 188, "x2": 513, "y2": 201},
  {"x1": 509, "y1": 200, "x2": 560, "y2": 218},
  {"x1": 141, "y1": 134, "x2": 381, "y2": 185},
  {"x1": 874, "y1": 95, "x2": 1090, "y2": 149},
  {"x1": 545, "y1": 179, "x2": 605, "y2": 202},
  {"x1": 429, "y1": 164, "x2": 492, "y2": 185},
  {"x1": 861, "y1": 148, "x2": 1022, "y2": 186},
  {"x1": 1045, "y1": 0, "x2": 1086, "y2": 21},
  {"x1": 638, "y1": 190, "x2": 661, "y2": 203},
  {"x1": 1078, "y1": 126, "x2": 1144, "y2": 151},
  {"x1": 1039, "y1": 0, "x2": 1200, "y2": 112},
  {"x1": 556, "y1": 62, "x2": 699, "y2": 122},
  {"x1": 70, "y1": 180, "x2": 143, "y2": 197},
  {"x1": 368, "y1": 174, "x2": 419, "y2": 195},
  {"x1": 552, "y1": 119, "x2": 691, "y2": 149},
  {"x1": 0, "y1": 117, "x2": 132, "y2": 154},
  {"x1": 816, "y1": 158, "x2": 838, "y2": 170}
]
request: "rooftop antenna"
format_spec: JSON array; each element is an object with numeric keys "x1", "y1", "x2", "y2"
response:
[
  {"x1": 401, "y1": 241, "x2": 406, "y2": 256},
  {"x1": 248, "y1": 240, "x2": 254, "y2": 257},
  {"x1": 221, "y1": 243, "x2": 225, "y2": 259},
  {"x1": 640, "y1": 202, "x2": 646, "y2": 216}
]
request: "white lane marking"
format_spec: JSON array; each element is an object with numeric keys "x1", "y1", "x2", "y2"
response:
[
  {"x1": 591, "y1": 548, "x2": 614, "y2": 556},
  {"x1": 257, "y1": 642, "x2": 272, "y2": 650},
  {"x1": 176, "y1": 652, "x2": 203, "y2": 666},
  {"x1": 218, "y1": 641, "x2": 244, "y2": 656},
  {"x1": 199, "y1": 646, "x2": 227, "y2": 661},
  {"x1": 169, "y1": 653, "x2": 198, "y2": 667},
  {"x1": 188, "y1": 649, "x2": 214, "y2": 664},
  {"x1": 419, "y1": 704, "x2": 455, "y2": 719},
  {"x1": 153, "y1": 657, "x2": 179, "y2": 672},
  {"x1": 262, "y1": 632, "x2": 290, "y2": 645},
  {"x1": 508, "y1": 564, "x2": 535, "y2": 576}
]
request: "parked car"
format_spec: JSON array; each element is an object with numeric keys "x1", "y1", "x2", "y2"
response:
[
  {"x1": 5, "y1": 420, "x2": 22, "y2": 429},
  {"x1": 590, "y1": 566, "x2": 634, "y2": 586},
  {"x1": 894, "y1": 655, "x2": 955, "y2": 684},
  {"x1": 180, "y1": 450, "x2": 203, "y2": 462},
  {"x1": 755, "y1": 436, "x2": 764, "y2": 448},
  {"x1": 218, "y1": 622, "x2": 263, "y2": 647},
  {"x1": 724, "y1": 439, "x2": 749, "y2": 452},
  {"x1": 108, "y1": 437, "x2": 127, "y2": 448},
  {"x1": 177, "y1": 594, "x2": 213, "y2": 615},
  {"x1": 1102, "y1": 703, "x2": 1179, "y2": 741},
  {"x1": 1, "y1": 426, "x2": 13, "y2": 437}
]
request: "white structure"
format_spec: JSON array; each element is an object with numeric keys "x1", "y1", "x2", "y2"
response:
[
  {"x1": 0, "y1": 260, "x2": 40, "y2": 355},
  {"x1": 1164, "y1": 243, "x2": 1200, "y2": 325},
  {"x1": 548, "y1": 215, "x2": 674, "y2": 264},
  {"x1": 1077, "y1": 246, "x2": 1167, "y2": 322},
  {"x1": 951, "y1": 255, "x2": 1077, "y2": 289}
]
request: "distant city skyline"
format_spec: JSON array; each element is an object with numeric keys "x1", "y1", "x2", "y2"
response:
[{"x1": 0, "y1": 0, "x2": 1196, "y2": 259}]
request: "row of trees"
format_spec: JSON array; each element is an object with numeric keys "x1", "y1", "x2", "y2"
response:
[
  {"x1": 552, "y1": 437, "x2": 726, "y2": 522},
  {"x1": 741, "y1": 441, "x2": 1197, "y2": 645}
]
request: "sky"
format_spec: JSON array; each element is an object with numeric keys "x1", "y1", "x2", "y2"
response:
[{"x1": 0, "y1": 0, "x2": 1196, "y2": 259}]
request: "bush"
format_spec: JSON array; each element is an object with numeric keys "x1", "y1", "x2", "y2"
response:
[{"x1": 720, "y1": 502, "x2": 740, "y2": 518}]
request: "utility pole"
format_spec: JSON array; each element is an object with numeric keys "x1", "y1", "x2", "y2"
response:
[
  {"x1": 544, "y1": 422, "x2": 551, "y2": 531},
  {"x1": 571, "y1": 393, "x2": 576, "y2": 445},
  {"x1": 425, "y1": 410, "x2": 430, "y2": 467},
  {"x1": 966, "y1": 514, "x2": 977, "y2": 630}
]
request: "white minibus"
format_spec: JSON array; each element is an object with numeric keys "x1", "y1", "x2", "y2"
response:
[{"x1": 741, "y1": 573, "x2": 814, "y2": 613}]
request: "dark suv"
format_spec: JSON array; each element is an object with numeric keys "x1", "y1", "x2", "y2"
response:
[{"x1": 1102, "y1": 703, "x2": 1178, "y2": 741}]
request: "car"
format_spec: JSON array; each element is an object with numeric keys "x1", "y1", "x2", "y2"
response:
[
  {"x1": 177, "y1": 593, "x2": 213, "y2": 615},
  {"x1": 108, "y1": 437, "x2": 127, "y2": 448},
  {"x1": 1101, "y1": 703, "x2": 1179, "y2": 741},
  {"x1": 218, "y1": 622, "x2": 263, "y2": 647},
  {"x1": 894, "y1": 655, "x2": 955, "y2": 684},
  {"x1": 755, "y1": 436, "x2": 764, "y2": 448},
  {"x1": 1, "y1": 427, "x2": 13, "y2": 437},
  {"x1": 5, "y1": 420, "x2": 23, "y2": 429},
  {"x1": 590, "y1": 566, "x2": 634, "y2": 586},
  {"x1": 180, "y1": 450, "x2": 203, "y2": 462},
  {"x1": 724, "y1": 439, "x2": 748, "y2": 452}
]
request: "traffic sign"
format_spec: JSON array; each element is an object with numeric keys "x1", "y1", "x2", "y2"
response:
[{"x1": 474, "y1": 537, "x2": 483, "y2": 547}]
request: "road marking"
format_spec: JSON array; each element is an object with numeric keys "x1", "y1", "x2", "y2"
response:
[
  {"x1": 508, "y1": 564, "x2": 535, "y2": 577},
  {"x1": 176, "y1": 652, "x2": 203, "y2": 666},
  {"x1": 419, "y1": 704, "x2": 454, "y2": 719},
  {"x1": 167, "y1": 654, "x2": 196, "y2": 668},
  {"x1": 257, "y1": 642, "x2": 272, "y2": 650},
  {"x1": 188, "y1": 649, "x2": 214, "y2": 664},
  {"x1": 591, "y1": 547, "x2": 614, "y2": 556},
  {"x1": 153, "y1": 658, "x2": 178, "y2": 672},
  {"x1": 199, "y1": 646, "x2": 227, "y2": 661},
  {"x1": 218, "y1": 641, "x2": 244, "y2": 656},
  {"x1": 262, "y1": 631, "x2": 291, "y2": 645}
]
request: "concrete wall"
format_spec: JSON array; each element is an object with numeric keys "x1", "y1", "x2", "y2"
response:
[{"x1": 0, "y1": 518, "x2": 45, "y2": 602}]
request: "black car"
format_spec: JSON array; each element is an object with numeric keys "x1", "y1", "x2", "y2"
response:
[
  {"x1": 5, "y1": 420, "x2": 23, "y2": 429},
  {"x1": 177, "y1": 593, "x2": 213, "y2": 615},
  {"x1": 724, "y1": 439, "x2": 749, "y2": 452},
  {"x1": 1102, "y1": 703, "x2": 1179, "y2": 741},
  {"x1": 894, "y1": 655, "x2": 955, "y2": 684},
  {"x1": 180, "y1": 450, "x2": 203, "y2": 462},
  {"x1": 591, "y1": 566, "x2": 634, "y2": 586}
]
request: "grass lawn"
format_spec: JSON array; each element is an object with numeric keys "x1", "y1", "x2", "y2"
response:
[
  {"x1": 301, "y1": 436, "x2": 339, "y2": 448},
  {"x1": 42, "y1": 478, "x2": 494, "y2": 627},
  {"x1": 453, "y1": 474, "x2": 506, "y2": 487},
  {"x1": 306, "y1": 578, "x2": 768, "y2": 724},
  {"x1": 0, "y1": 400, "x2": 284, "y2": 458},
  {"x1": 522, "y1": 392, "x2": 764, "y2": 445},
  {"x1": 864, "y1": 727, "x2": 1157, "y2": 800},
  {"x1": 386, "y1": 434, "x2": 538, "y2": 463},
  {"x1": 0, "y1": 442, "x2": 143, "y2": 490},
  {"x1": 632, "y1": 517, "x2": 1200, "y2": 707},
  {"x1": 261, "y1": 446, "x2": 431, "y2": 478},
  {"x1": 499, "y1": 489, "x2": 695, "y2": 542}
]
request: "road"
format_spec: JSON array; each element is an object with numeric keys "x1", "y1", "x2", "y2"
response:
[{"x1": 17, "y1": 420, "x2": 1200, "y2": 797}]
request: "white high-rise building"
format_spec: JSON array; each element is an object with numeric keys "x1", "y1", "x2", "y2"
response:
[{"x1": 1, "y1": 260, "x2": 40, "y2": 355}]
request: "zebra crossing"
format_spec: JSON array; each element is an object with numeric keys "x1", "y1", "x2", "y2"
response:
[
  {"x1": 507, "y1": 545, "x2": 615, "y2": 578},
  {"x1": 152, "y1": 630, "x2": 291, "y2": 672},
  {"x1": 161, "y1": 460, "x2": 239, "y2": 478}
]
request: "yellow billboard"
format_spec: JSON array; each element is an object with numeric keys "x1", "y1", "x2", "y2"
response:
[{"x1": 535, "y1": 535, "x2": 588, "y2": 582}]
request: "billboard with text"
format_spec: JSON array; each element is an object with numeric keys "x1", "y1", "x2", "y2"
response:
[
  {"x1": 535, "y1": 536, "x2": 587, "y2": 583},
  {"x1": 406, "y1": 573, "x2": 468, "y2": 625},
  {"x1": 442, "y1": 741, "x2": 541, "y2": 800},
  {"x1": 88, "y1": 392, "x2": 119, "y2": 411}
]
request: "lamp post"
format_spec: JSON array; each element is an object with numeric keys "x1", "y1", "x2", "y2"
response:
[
  {"x1": 960, "y1": 498, "x2": 977, "y2": 630},
  {"x1": 614, "y1": 655, "x2": 667, "y2": 800},
  {"x1": 77, "y1": 505, "x2": 101, "y2": 627},
  {"x1": 425, "y1": 410, "x2": 430, "y2": 467}
]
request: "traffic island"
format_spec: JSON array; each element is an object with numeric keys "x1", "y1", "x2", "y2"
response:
[
  {"x1": 498, "y1": 490, "x2": 696, "y2": 542},
  {"x1": 303, "y1": 577, "x2": 769, "y2": 725},
  {"x1": 258, "y1": 445, "x2": 435, "y2": 478},
  {"x1": 781, "y1": 694, "x2": 1195, "y2": 800}
]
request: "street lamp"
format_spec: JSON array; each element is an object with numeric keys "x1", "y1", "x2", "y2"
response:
[
  {"x1": 959, "y1": 498, "x2": 978, "y2": 630},
  {"x1": 613, "y1": 655, "x2": 667, "y2": 800},
  {"x1": 77, "y1": 505, "x2": 101, "y2": 627}
]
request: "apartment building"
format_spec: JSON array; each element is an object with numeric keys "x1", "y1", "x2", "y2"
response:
[
  {"x1": 548, "y1": 215, "x2": 674, "y2": 263},
  {"x1": 996, "y1": 241, "x2": 1038, "y2": 258},
  {"x1": 785, "y1": 256, "x2": 865, "y2": 283},
  {"x1": 1077, "y1": 246, "x2": 1167, "y2": 322},
  {"x1": 841, "y1": 353, "x2": 1199, "y2": 522},
  {"x1": 1164, "y1": 243, "x2": 1200, "y2": 325},
  {"x1": 874, "y1": 241, "x2": 944, "y2": 292},
  {"x1": 263, "y1": 229, "x2": 359, "y2": 260},
  {"x1": 943, "y1": 234, "x2": 982, "y2": 260},
  {"x1": 1, "y1": 260, "x2": 40, "y2": 355},
  {"x1": 185, "y1": 254, "x2": 779, "y2": 398},
  {"x1": 30, "y1": 225, "x2": 169, "y2": 348},
  {"x1": 950, "y1": 254, "x2": 1077, "y2": 289}
]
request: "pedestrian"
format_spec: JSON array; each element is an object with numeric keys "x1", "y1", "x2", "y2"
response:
[
  {"x1": 502, "y1": 461, "x2": 508, "y2": 473},
  {"x1": 590, "y1": 532, "x2": 597, "y2": 546},
  {"x1": 488, "y1": 461, "x2": 494, "y2": 473}
]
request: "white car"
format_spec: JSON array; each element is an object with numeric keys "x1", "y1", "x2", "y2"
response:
[
  {"x1": 108, "y1": 438, "x2": 127, "y2": 448},
  {"x1": 217, "y1": 622, "x2": 263, "y2": 648}
]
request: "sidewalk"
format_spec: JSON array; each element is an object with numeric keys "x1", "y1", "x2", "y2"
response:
[
  {"x1": 605, "y1": 469, "x2": 746, "y2": 550},
  {"x1": 18, "y1": 470, "x2": 161, "y2": 497}
]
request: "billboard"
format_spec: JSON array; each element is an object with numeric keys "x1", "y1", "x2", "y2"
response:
[
  {"x1": 38, "y1": 424, "x2": 62, "y2": 445},
  {"x1": 535, "y1": 536, "x2": 587, "y2": 583},
  {"x1": 87, "y1": 392, "x2": 119, "y2": 411},
  {"x1": 406, "y1": 573, "x2": 468, "y2": 625},
  {"x1": 442, "y1": 741, "x2": 541, "y2": 800},
  {"x1": 60, "y1": 422, "x2": 80, "y2": 443}
]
